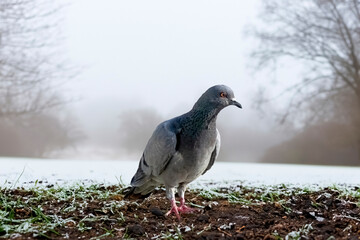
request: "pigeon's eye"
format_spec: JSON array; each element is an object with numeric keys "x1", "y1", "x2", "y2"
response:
[{"x1": 220, "y1": 92, "x2": 226, "y2": 98}]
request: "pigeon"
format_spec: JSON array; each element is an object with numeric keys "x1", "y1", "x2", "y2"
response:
[{"x1": 126, "y1": 85, "x2": 242, "y2": 219}]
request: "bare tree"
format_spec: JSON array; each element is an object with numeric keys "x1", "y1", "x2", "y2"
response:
[
  {"x1": 0, "y1": 0, "x2": 70, "y2": 117},
  {"x1": 0, "y1": 1, "x2": 82, "y2": 157},
  {"x1": 252, "y1": 0, "x2": 360, "y2": 162}
]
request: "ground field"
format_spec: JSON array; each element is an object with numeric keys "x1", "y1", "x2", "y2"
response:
[{"x1": 1, "y1": 183, "x2": 360, "y2": 239}]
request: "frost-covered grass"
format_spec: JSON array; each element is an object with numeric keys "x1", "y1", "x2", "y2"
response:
[
  {"x1": 1, "y1": 179, "x2": 359, "y2": 239},
  {"x1": 195, "y1": 183, "x2": 311, "y2": 204},
  {"x1": 194, "y1": 182, "x2": 360, "y2": 216},
  {"x1": 195, "y1": 182, "x2": 359, "y2": 202},
  {"x1": 0, "y1": 181, "x2": 126, "y2": 238}
]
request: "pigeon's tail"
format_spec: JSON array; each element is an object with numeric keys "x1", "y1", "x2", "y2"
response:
[
  {"x1": 123, "y1": 186, "x2": 150, "y2": 199},
  {"x1": 124, "y1": 162, "x2": 157, "y2": 198},
  {"x1": 124, "y1": 181, "x2": 157, "y2": 199},
  {"x1": 133, "y1": 180, "x2": 157, "y2": 195}
]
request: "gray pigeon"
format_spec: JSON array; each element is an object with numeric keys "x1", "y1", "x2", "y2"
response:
[{"x1": 126, "y1": 85, "x2": 242, "y2": 219}]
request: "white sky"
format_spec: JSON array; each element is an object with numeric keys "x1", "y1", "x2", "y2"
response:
[{"x1": 59, "y1": 0, "x2": 290, "y2": 160}]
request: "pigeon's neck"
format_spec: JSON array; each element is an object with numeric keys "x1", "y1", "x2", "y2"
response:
[{"x1": 186, "y1": 105, "x2": 220, "y2": 131}]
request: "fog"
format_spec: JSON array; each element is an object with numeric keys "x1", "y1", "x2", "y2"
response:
[
  {"x1": 1, "y1": 0, "x2": 359, "y2": 166},
  {"x1": 53, "y1": 0, "x2": 283, "y2": 161}
]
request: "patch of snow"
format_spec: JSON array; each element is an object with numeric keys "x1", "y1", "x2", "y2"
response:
[{"x1": 0, "y1": 157, "x2": 359, "y2": 188}]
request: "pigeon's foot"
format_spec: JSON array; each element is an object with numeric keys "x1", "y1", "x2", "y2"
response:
[
  {"x1": 165, "y1": 199, "x2": 181, "y2": 220},
  {"x1": 178, "y1": 204, "x2": 196, "y2": 213},
  {"x1": 165, "y1": 198, "x2": 199, "y2": 220},
  {"x1": 178, "y1": 197, "x2": 197, "y2": 213}
]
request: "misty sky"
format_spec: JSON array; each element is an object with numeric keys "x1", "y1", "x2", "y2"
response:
[{"x1": 59, "y1": 0, "x2": 289, "y2": 160}]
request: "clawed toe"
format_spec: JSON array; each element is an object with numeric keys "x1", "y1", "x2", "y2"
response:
[
  {"x1": 166, "y1": 198, "x2": 200, "y2": 220},
  {"x1": 166, "y1": 200, "x2": 181, "y2": 220},
  {"x1": 178, "y1": 205, "x2": 197, "y2": 213}
]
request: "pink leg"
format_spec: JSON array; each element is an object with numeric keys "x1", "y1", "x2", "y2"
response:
[
  {"x1": 178, "y1": 197, "x2": 197, "y2": 213},
  {"x1": 165, "y1": 199, "x2": 181, "y2": 220}
]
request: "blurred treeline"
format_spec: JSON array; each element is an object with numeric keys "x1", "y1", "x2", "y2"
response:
[
  {"x1": 0, "y1": 0, "x2": 82, "y2": 158},
  {"x1": 253, "y1": 0, "x2": 360, "y2": 165},
  {"x1": 2, "y1": 0, "x2": 360, "y2": 166},
  {"x1": 0, "y1": 114, "x2": 81, "y2": 158}
]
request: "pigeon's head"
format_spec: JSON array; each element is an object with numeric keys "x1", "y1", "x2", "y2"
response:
[{"x1": 194, "y1": 85, "x2": 242, "y2": 110}]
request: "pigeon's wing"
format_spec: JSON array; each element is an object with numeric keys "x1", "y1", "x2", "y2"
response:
[
  {"x1": 202, "y1": 129, "x2": 221, "y2": 175},
  {"x1": 130, "y1": 120, "x2": 179, "y2": 187}
]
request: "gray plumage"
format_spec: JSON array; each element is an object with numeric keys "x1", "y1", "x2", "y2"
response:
[{"x1": 127, "y1": 85, "x2": 241, "y2": 216}]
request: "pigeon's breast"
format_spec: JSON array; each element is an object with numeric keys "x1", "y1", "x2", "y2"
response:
[
  {"x1": 157, "y1": 128, "x2": 217, "y2": 187},
  {"x1": 179, "y1": 130, "x2": 217, "y2": 181}
]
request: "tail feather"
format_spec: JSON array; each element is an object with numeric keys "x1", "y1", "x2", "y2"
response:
[
  {"x1": 125, "y1": 154, "x2": 158, "y2": 199},
  {"x1": 124, "y1": 180, "x2": 158, "y2": 199},
  {"x1": 130, "y1": 156, "x2": 150, "y2": 187},
  {"x1": 123, "y1": 186, "x2": 136, "y2": 198},
  {"x1": 134, "y1": 180, "x2": 157, "y2": 195}
]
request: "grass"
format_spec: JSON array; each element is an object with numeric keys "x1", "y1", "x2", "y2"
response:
[
  {"x1": 1, "y1": 180, "x2": 359, "y2": 239},
  {"x1": 329, "y1": 184, "x2": 360, "y2": 206},
  {"x1": 0, "y1": 182, "x2": 126, "y2": 238},
  {"x1": 285, "y1": 223, "x2": 313, "y2": 240},
  {"x1": 195, "y1": 183, "x2": 360, "y2": 216},
  {"x1": 152, "y1": 226, "x2": 184, "y2": 240},
  {"x1": 195, "y1": 184, "x2": 313, "y2": 206},
  {"x1": 270, "y1": 223, "x2": 314, "y2": 240}
]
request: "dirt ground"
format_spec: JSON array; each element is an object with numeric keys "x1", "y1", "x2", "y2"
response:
[{"x1": 1, "y1": 185, "x2": 360, "y2": 239}]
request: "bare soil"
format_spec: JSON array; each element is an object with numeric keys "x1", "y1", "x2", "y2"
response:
[{"x1": 1, "y1": 185, "x2": 360, "y2": 239}]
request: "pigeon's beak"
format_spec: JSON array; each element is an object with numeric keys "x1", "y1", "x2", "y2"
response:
[{"x1": 230, "y1": 98, "x2": 242, "y2": 109}]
